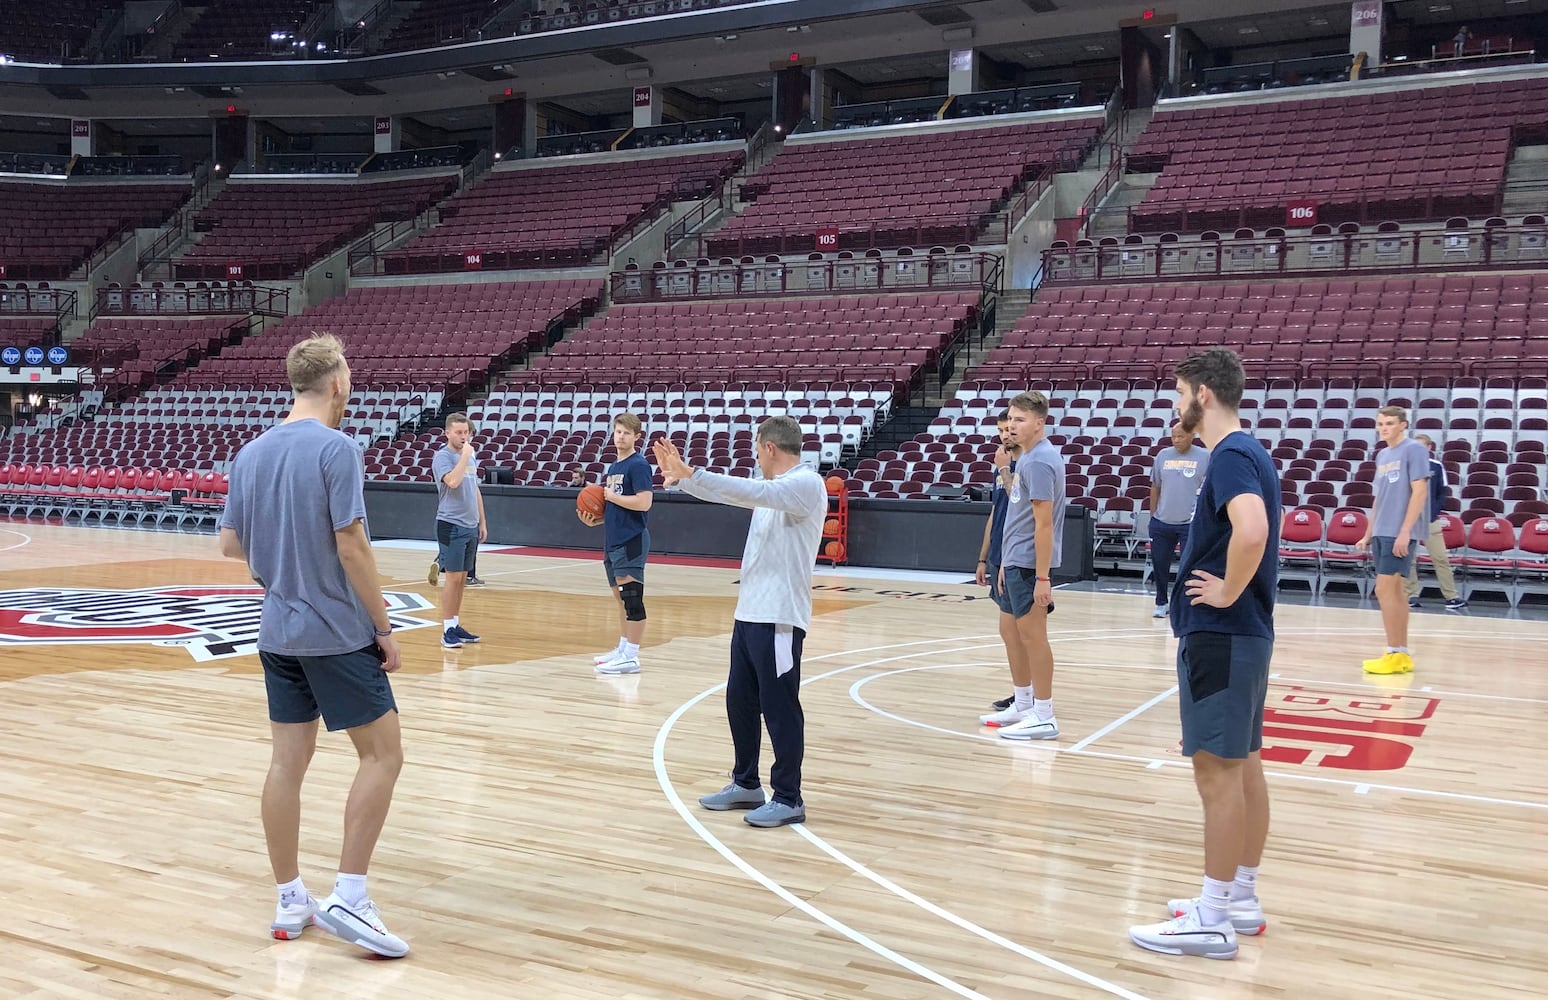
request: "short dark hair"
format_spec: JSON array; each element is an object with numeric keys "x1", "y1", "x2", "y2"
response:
[
  {"x1": 1174, "y1": 347, "x2": 1245, "y2": 410},
  {"x1": 996, "y1": 408, "x2": 1010, "y2": 422},
  {"x1": 756, "y1": 415, "x2": 803, "y2": 456}
]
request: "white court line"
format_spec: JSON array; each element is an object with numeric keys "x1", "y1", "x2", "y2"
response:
[
  {"x1": 1267, "y1": 674, "x2": 1548, "y2": 705},
  {"x1": 656, "y1": 630, "x2": 1162, "y2": 1000},
  {"x1": 848, "y1": 662, "x2": 1548, "y2": 812},
  {"x1": 653, "y1": 686, "x2": 994, "y2": 1000},
  {"x1": 0, "y1": 528, "x2": 32, "y2": 552},
  {"x1": 1068, "y1": 686, "x2": 1180, "y2": 753}
]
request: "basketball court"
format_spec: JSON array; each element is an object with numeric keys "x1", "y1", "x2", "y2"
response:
[{"x1": 2, "y1": 522, "x2": 1544, "y2": 1000}]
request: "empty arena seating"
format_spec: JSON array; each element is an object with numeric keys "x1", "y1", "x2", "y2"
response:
[
  {"x1": 0, "y1": 181, "x2": 191, "y2": 280},
  {"x1": 380, "y1": 0, "x2": 515, "y2": 52},
  {"x1": 0, "y1": 0, "x2": 100, "y2": 62},
  {"x1": 162, "y1": 279, "x2": 601, "y2": 389},
  {"x1": 1129, "y1": 78, "x2": 1548, "y2": 232},
  {"x1": 174, "y1": 0, "x2": 318, "y2": 59},
  {"x1": 520, "y1": 0, "x2": 766, "y2": 34},
  {"x1": 365, "y1": 382, "x2": 896, "y2": 484},
  {"x1": 0, "y1": 318, "x2": 57, "y2": 348},
  {"x1": 505, "y1": 292, "x2": 979, "y2": 391},
  {"x1": 73, "y1": 317, "x2": 244, "y2": 385},
  {"x1": 975, "y1": 275, "x2": 1548, "y2": 384},
  {"x1": 708, "y1": 118, "x2": 1103, "y2": 255},
  {"x1": 384, "y1": 151, "x2": 743, "y2": 272},
  {"x1": 175, "y1": 176, "x2": 456, "y2": 280}
]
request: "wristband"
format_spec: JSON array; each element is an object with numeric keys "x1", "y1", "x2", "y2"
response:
[
  {"x1": 373, "y1": 626, "x2": 393, "y2": 636},
  {"x1": 1035, "y1": 576, "x2": 1050, "y2": 582},
  {"x1": 977, "y1": 559, "x2": 987, "y2": 564}
]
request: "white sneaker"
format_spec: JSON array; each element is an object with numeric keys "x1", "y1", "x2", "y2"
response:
[
  {"x1": 313, "y1": 893, "x2": 409, "y2": 958},
  {"x1": 269, "y1": 895, "x2": 318, "y2": 941},
  {"x1": 1167, "y1": 894, "x2": 1266, "y2": 935},
  {"x1": 998, "y1": 714, "x2": 1060, "y2": 741},
  {"x1": 596, "y1": 657, "x2": 640, "y2": 675},
  {"x1": 593, "y1": 647, "x2": 625, "y2": 666},
  {"x1": 1129, "y1": 909, "x2": 1237, "y2": 959},
  {"x1": 1152, "y1": 604, "x2": 1168, "y2": 619},
  {"x1": 979, "y1": 705, "x2": 1030, "y2": 727}
]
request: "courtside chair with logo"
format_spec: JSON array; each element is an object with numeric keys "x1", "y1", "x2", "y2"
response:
[
  {"x1": 1278, "y1": 506, "x2": 1324, "y2": 594},
  {"x1": 1321, "y1": 507, "x2": 1372, "y2": 598},
  {"x1": 1513, "y1": 518, "x2": 1548, "y2": 604},
  {"x1": 1460, "y1": 517, "x2": 1519, "y2": 607}
]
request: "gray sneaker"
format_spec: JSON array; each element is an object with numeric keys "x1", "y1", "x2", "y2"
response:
[
  {"x1": 745, "y1": 800, "x2": 805, "y2": 828},
  {"x1": 698, "y1": 783, "x2": 765, "y2": 811}
]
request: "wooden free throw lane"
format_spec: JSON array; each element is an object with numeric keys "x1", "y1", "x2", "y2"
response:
[{"x1": 1, "y1": 523, "x2": 1544, "y2": 1000}]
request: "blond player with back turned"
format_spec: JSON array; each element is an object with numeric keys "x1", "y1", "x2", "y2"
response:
[{"x1": 218, "y1": 334, "x2": 409, "y2": 959}]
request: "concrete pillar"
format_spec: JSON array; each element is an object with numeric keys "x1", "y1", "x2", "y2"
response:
[
  {"x1": 632, "y1": 86, "x2": 662, "y2": 128},
  {"x1": 374, "y1": 115, "x2": 401, "y2": 153},
  {"x1": 1350, "y1": 0, "x2": 1384, "y2": 66},
  {"x1": 948, "y1": 48, "x2": 979, "y2": 96},
  {"x1": 70, "y1": 119, "x2": 94, "y2": 157}
]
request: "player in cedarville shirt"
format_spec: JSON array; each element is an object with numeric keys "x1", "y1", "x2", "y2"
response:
[{"x1": 582, "y1": 413, "x2": 654, "y2": 675}]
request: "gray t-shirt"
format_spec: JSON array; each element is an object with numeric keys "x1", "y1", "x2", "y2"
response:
[
  {"x1": 219, "y1": 418, "x2": 375, "y2": 657},
  {"x1": 1000, "y1": 438, "x2": 1067, "y2": 570},
  {"x1": 432, "y1": 445, "x2": 481, "y2": 528},
  {"x1": 1152, "y1": 445, "x2": 1210, "y2": 525},
  {"x1": 1373, "y1": 438, "x2": 1430, "y2": 542}
]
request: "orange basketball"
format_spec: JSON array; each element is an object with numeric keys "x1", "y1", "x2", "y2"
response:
[
  {"x1": 577, "y1": 484, "x2": 606, "y2": 520},
  {"x1": 824, "y1": 540, "x2": 845, "y2": 561},
  {"x1": 825, "y1": 475, "x2": 846, "y2": 495},
  {"x1": 824, "y1": 517, "x2": 840, "y2": 537}
]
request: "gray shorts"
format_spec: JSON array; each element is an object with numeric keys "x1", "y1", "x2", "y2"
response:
[
  {"x1": 1371, "y1": 535, "x2": 1418, "y2": 576},
  {"x1": 437, "y1": 519, "x2": 478, "y2": 573},
  {"x1": 1176, "y1": 631, "x2": 1271, "y2": 760},
  {"x1": 261, "y1": 645, "x2": 398, "y2": 732},
  {"x1": 604, "y1": 529, "x2": 649, "y2": 588},
  {"x1": 986, "y1": 561, "x2": 1013, "y2": 614},
  {"x1": 1002, "y1": 565, "x2": 1056, "y2": 619}
]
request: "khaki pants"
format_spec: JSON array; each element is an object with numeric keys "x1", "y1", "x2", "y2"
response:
[{"x1": 1404, "y1": 518, "x2": 1459, "y2": 600}]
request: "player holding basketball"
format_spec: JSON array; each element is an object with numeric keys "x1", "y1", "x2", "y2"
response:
[
  {"x1": 1129, "y1": 347, "x2": 1279, "y2": 960},
  {"x1": 218, "y1": 334, "x2": 409, "y2": 958},
  {"x1": 654, "y1": 416, "x2": 827, "y2": 828},
  {"x1": 978, "y1": 391, "x2": 1067, "y2": 741},
  {"x1": 579, "y1": 413, "x2": 653, "y2": 675}
]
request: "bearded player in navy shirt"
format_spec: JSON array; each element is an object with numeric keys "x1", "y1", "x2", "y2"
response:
[{"x1": 1129, "y1": 347, "x2": 1281, "y2": 962}]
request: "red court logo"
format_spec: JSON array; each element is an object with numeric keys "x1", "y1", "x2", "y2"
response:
[
  {"x1": 0, "y1": 586, "x2": 435, "y2": 662},
  {"x1": 1261, "y1": 683, "x2": 1440, "y2": 771}
]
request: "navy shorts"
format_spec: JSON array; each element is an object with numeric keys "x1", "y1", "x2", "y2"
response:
[
  {"x1": 1371, "y1": 535, "x2": 1418, "y2": 576},
  {"x1": 1176, "y1": 631, "x2": 1272, "y2": 760},
  {"x1": 437, "y1": 519, "x2": 479, "y2": 573},
  {"x1": 986, "y1": 561, "x2": 1013, "y2": 614},
  {"x1": 604, "y1": 529, "x2": 650, "y2": 588},
  {"x1": 1002, "y1": 565, "x2": 1056, "y2": 619},
  {"x1": 261, "y1": 645, "x2": 398, "y2": 732}
]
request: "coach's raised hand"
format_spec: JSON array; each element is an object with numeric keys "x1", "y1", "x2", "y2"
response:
[{"x1": 652, "y1": 437, "x2": 693, "y2": 486}]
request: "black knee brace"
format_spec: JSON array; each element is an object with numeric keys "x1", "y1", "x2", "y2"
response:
[{"x1": 620, "y1": 581, "x2": 647, "y2": 622}]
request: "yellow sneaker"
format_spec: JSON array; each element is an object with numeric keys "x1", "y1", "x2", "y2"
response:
[{"x1": 1363, "y1": 652, "x2": 1415, "y2": 675}]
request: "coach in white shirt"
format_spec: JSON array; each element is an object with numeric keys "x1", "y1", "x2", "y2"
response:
[{"x1": 653, "y1": 416, "x2": 828, "y2": 829}]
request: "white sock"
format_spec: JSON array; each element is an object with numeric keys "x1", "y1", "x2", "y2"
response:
[
  {"x1": 444, "y1": 617, "x2": 458, "y2": 630},
  {"x1": 1232, "y1": 865, "x2": 1259, "y2": 900},
  {"x1": 621, "y1": 640, "x2": 640, "y2": 660},
  {"x1": 277, "y1": 876, "x2": 307, "y2": 906},
  {"x1": 334, "y1": 872, "x2": 368, "y2": 907},
  {"x1": 616, "y1": 637, "x2": 628, "y2": 653},
  {"x1": 1395, "y1": 646, "x2": 1409, "y2": 654},
  {"x1": 1013, "y1": 685, "x2": 1033, "y2": 711},
  {"x1": 1198, "y1": 876, "x2": 1232, "y2": 926},
  {"x1": 1032, "y1": 698, "x2": 1054, "y2": 721}
]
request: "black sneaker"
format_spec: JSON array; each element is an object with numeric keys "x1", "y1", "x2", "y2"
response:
[
  {"x1": 992, "y1": 693, "x2": 1015, "y2": 711},
  {"x1": 466, "y1": 575, "x2": 486, "y2": 587},
  {"x1": 1408, "y1": 597, "x2": 1422, "y2": 609},
  {"x1": 1444, "y1": 597, "x2": 1468, "y2": 611},
  {"x1": 452, "y1": 624, "x2": 481, "y2": 644}
]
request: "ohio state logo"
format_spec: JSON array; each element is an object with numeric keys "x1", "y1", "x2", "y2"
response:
[{"x1": 0, "y1": 586, "x2": 436, "y2": 662}]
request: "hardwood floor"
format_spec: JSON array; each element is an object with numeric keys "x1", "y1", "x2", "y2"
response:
[{"x1": 1, "y1": 523, "x2": 1544, "y2": 999}]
